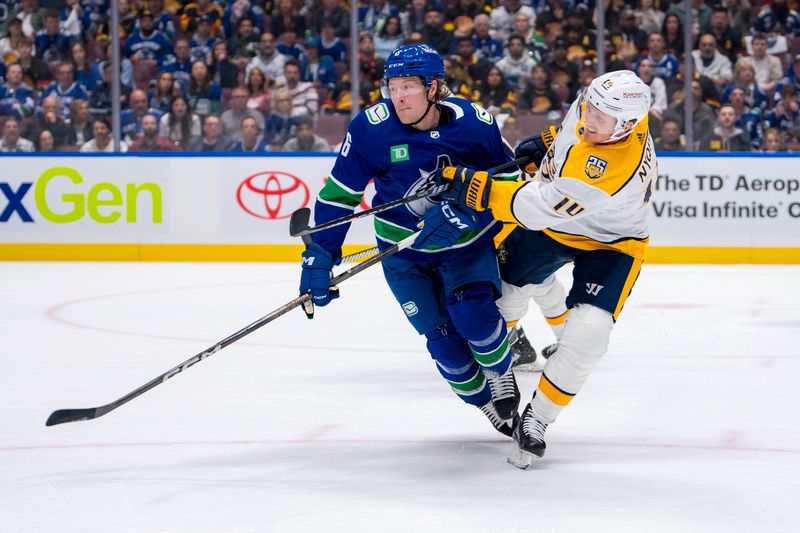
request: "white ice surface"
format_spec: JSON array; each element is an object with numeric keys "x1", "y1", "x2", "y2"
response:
[{"x1": 1, "y1": 262, "x2": 799, "y2": 533}]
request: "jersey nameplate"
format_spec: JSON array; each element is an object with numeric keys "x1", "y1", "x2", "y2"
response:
[{"x1": 366, "y1": 102, "x2": 390, "y2": 124}]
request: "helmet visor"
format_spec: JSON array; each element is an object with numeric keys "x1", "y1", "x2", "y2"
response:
[{"x1": 381, "y1": 77, "x2": 427, "y2": 99}]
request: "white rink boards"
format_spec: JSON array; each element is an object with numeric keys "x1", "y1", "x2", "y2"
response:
[{"x1": 1, "y1": 153, "x2": 799, "y2": 263}]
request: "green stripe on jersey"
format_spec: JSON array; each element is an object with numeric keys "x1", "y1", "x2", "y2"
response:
[
  {"x1": 448, "y1": 369, "x2": 486, "y2": 396},
  {"x1": 374, "y1": 217, "x2": 415, "y2": 242},
  {"x1": 319, "y1": 177, "x2": 362, "y2": 208},
  {"x1": 374, "y1": 217, "x2": 486, "y2": 251},
  {"x1": 472, "y1": 336, "x2": 510, "y2": 367},
  {"x1": 426, "y1": 229, "x2": 483, "y2": 250}
]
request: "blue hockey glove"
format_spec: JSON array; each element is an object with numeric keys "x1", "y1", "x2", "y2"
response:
[
  {"x1": 299, "y1": 243, "x2": 340, "y2": 319},
  {"x1": 515, "y1": 126, "x2": 557, "y2": 174},
  {"x1": 414, "y1": 201, "x2": 479, "y2": 249},
  {"x1": 434, "y1": 165, "x2": 492, "y2": 211}
]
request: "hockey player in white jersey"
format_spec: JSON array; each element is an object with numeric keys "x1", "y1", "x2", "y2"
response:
[{"x1": 432, "y1": 70, "x2": 658, "y2": 468}]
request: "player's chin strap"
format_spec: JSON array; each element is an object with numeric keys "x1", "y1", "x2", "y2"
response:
[
  {"x1": 603, "y1": 119, "x2": 639, "y2": 143},
  {"x1": 406, "y1": 92, "x2": 437, "y2": 128}
]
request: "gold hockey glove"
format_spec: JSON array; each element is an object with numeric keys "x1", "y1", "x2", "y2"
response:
[{"x1": 435, "y1": 165, "x2": 491, "y2": 211}]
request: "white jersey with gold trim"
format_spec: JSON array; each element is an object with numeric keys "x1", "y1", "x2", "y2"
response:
[{"x1": 493, "y1": 93, "x2": 658, "y2": 260}]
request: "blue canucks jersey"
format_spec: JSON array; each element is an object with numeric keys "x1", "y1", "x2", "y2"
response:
[
  {"x1": 736, "y1": 109, "x2": 764, "y2": 149},
  {"x1": 638, "y1": 54, "x2": 680, "y2": 80},
  {"x1": 752, "y1": 7, "x2": 800, "y2": 37},
  {"x1": 189, "y1": 36, "x2": 216, "y2": 63},
  {"x1": 229, "y1": 137, "x2": 271, "y2": 152},
  {"x1": 313, "y1": 97, "x2": 515, "y2": 262},
  {"x1": 134, "y1": 12, "x2": 177, "y2": 40},
  {"x1": 39, "y1": 82, "x2": 89, "y2": 119},
  {"x1": 121, "y1": 108, "x2": 164, "y2": 141},
  {"x1": 163, "y1": 58, "x2": 193, "y2": 90},
  {"x1": 0, "y1": 84, "x2": 35, "y2": 120},
  {"x1": 34, "y1": 31, "x2": 74, "y2": 63},
  {"x1": 472, "y1": 36, "x2": 504, "y2": 62},
  {"x1": 124, "y1": 30, "x2": 174, "y2": 66}
]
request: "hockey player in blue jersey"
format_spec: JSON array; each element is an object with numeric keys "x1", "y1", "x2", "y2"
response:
[{"x1": 298, "y1": 44, "x2": 521, "y2": 436}]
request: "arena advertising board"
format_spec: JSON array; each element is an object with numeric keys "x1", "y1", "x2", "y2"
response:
[
  {"x1": 0, "y1": 154, "x2": 798, "y2": 263},
  {"x1": 647, "y1": 154, "x2": 800, "y2": 262}
]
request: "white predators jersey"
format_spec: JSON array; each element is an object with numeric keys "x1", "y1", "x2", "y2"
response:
[{"x1": 491, "y1": 95, "x2": 658, "y2": 260}]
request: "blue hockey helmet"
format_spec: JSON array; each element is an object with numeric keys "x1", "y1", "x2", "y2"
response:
[{"x1": 383, "y1": 44, "x2": 445, "y2": 88}]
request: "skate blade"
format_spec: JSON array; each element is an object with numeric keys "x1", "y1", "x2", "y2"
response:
[
  {"x1": 512, "y1": 358, "x2": 545, "y2": 373},
  {"x1": 507, "y1": 443, "x2": 535, "y2": 470}
]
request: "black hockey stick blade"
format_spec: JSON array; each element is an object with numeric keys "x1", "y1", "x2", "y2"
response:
[
  {"x1": 289, "y1": 207, "x2": 312, "y2": 238},
  {"x1": 46, "y1": 406, "x2": 107, "y2": 426}
]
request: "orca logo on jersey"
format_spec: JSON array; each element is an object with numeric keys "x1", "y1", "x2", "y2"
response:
[
  {"x1": 404, "y1": 154, "x2": 453, "y2": 217},
  {"x1": 584, "y1": 155, "x2": 608, "y2": 180},
  {"x1": 236, "y1": 171, "x2": 310, "y2": 220}
]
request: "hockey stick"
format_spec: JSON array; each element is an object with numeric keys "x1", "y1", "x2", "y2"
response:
[
  {"x1": 289, "y1": 156, "x2": 530, "y2": 238},
  {"x1": 290, "y1": 208, "x2": 374, "y2": 302},
  {"x1": 45, "y1": 232, "x2": 420, "y2": 427},
  {"x1": 341, "y1": 246, "x2": 378, "y2": 263}
]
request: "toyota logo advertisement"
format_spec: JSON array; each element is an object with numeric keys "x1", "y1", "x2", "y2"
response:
[
  {"x1": 236, "y1": 171, "x2": 311, "y2": 220},
  {"x1": 229, "y1": 161, "x2": 374, "y2": 243},
  {"x1": 235, "y1": 172, "x2": 377, "y2": 220}
]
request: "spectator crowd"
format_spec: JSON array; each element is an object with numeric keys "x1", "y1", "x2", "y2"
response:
[{"x1": 1, "y1": 0, "x2": 800, "y2": 153}]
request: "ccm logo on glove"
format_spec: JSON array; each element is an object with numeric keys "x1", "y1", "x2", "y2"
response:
[{"x1": 442, "y1": 203, "x2": 469, "y2": 229}]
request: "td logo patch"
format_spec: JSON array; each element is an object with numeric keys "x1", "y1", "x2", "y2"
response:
[
  {"x1": 584, "y1": 155, "x2": 608, "y2": 179},
  {"x1": 391, "y1": 144, "x2": 410, "y2": 163}
]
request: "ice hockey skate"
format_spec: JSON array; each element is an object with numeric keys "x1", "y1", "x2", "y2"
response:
[
  {"x1": 485, "y1": 367, "x2": 520, "y2": 420},
  {"x1": 509, "y1": 326, "x2": 543, "y2": 371},
  {"x1": 478, "y1": 401, "x2": 519, "y2": 437},
  {"x1": 507, "y1": 403, "x2": 549, "y2": 470}
]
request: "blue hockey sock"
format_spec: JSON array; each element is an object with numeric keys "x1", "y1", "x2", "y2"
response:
[
  {"x1": 468, "y1": 318, "x2": 512, "y2": 376},
  {"x1": 425, "y1": 321, "x2": 492, "y2": 407},
  {"x1": 448, "y1": 283, "x2": 513, "y2": 376}
]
